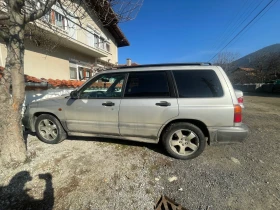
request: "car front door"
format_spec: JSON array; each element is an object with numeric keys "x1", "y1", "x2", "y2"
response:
[
  {"x1": 65, "y1": 72, "x2": 127, "y2": 135},
  {"x1": 119, "y1": 71, "x2": 179, "y2": 140}
]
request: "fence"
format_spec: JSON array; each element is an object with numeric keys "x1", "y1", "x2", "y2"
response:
[{"x1": 233, "y1": 83, "x2": 280, "y2": 93}]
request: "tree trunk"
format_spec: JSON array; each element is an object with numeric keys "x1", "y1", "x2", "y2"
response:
[{"x1": 0, "y1": 23, "x2": 27, "y2": 167}]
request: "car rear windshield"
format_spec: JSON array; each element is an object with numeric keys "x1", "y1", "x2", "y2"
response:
[{"x1": 173, "y1": 70, "x2": 223, "y2": 98}]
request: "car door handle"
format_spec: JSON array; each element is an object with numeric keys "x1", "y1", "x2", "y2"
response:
[
  {"x1": 102, "y1": 101, "x2": 115, "y2": 106},
  {"x1": 155, "y1": 101, "x2": 171, "y2": 107}
]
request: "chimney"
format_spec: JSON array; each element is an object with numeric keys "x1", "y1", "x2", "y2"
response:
[{"x1": 126, "y1": 58, "x2": 132, "y2": 66}]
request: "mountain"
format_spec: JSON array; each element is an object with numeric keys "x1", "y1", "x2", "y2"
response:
[{"x1": 232, "y1": 43, "x2": 280, "y2": 69}]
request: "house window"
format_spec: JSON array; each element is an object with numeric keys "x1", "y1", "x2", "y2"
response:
[
  {"x1": 87, "y1": 27, "x2": 94, "y2": 47},
  {"x1": 78, "y1": 67, "x2": 92, "y2": 80},
  {"x1": 100, "y1": 37, "x2": 105, "y2": 50},
  {"x1": 70, "y1": 67, "x2": 77, "y2": 79},
  {"x1": 94, "y1": 34, "x2": 99, "y2": 48},
  {"x1": 85, "y1": 70, "x2": 90, "y2": 79},
  {"x1": 78, "y1": 67, "x2": 84, "y2": 80},
  {"x1": 54, "y1": 11, "x2": 65, "y2": 29},
  {"x1": 106, "y1": 43, "x2": 110, "y2": 52},
  {"x1": 68, "y1": 19, "x2": 77, "y2": 39},
  {"x1": 41, "y1": 12, "x2": 50, "y2": 22},
  {"x1": 86, "y1": 27, "x2": 110, "y2": 52},
  {"x1": 47, "y1": 10, "x2": 65, "y2": 29}
]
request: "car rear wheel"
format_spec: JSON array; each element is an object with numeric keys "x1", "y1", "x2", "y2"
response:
[
  {"x1": 35, "y1": 114, "x2": 67, "y2": 144},
  {"x1": 162, "y1": 122, "x2": 206, "y2": 160}
]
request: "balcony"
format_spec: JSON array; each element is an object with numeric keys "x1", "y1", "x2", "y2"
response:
[
  {"x1": 1, "y1": 4, "x2": 113, "y2": 58},
  {"x1": 31, "y1": 18, "x2": 110, "y2": 58}
]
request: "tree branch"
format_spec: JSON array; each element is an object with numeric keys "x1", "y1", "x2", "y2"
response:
[
  {"x1": 0, "y1": 14, "x2": 9, "y2": 20},
  {"x1": 0, "y1": 27, "x2": 9, "y2": 40},
  {"x1": 24, "y1": 0, "x2": 57, "y2": 23},
  {"x1": 57, "y1": 0, "x2": 80, "y2": 20}
]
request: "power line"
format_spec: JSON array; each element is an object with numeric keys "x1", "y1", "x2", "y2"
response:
[
  {"x1": 208, "y1": 0, "x2": 276, "y2": 62},
  {"x1": 230, "y1": 0, "x2": 278, "y2": 47},
  {"x1": 216, "y1": 0, "x2": 264, "y2": 52},
  {"x1": 210, "y1": 0, "x2": 250, "y2": 51},
  {"x1": 213, "y1": 0, "x2": 256, "y2": 52}
]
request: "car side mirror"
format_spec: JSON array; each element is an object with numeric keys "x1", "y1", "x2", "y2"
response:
[{"x1": 70, "y1": 90, "x2": 79, "y2": 99}]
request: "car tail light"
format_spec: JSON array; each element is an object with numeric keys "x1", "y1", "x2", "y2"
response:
[
  {"x1": 237, "y1": 96, "x2": 244, "y2": 104},
  {"x1": 234, "y1": 105, "x2": 242, "y2": 123}
]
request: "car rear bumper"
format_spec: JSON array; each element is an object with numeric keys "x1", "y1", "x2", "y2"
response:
[{"x1": 208, "y1": 124, "x2": 249, "y2": 145}]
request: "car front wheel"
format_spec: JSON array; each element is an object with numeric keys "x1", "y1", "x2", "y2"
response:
[
  {"x1": 35, "y1": 114, "x2": 67, "y2": 144},
  {"x1": 162, "y1": 122, "x2": 206, "y2": 160}
]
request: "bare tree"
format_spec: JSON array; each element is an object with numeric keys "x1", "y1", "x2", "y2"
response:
[
  {"x1": 213, "y1": 51, "x2": 240, "y2": 73},
  {"x1": 229, "y1": 52, "x2": 280, "y2": 84},
  {"x1": 254, "y1": 52, "x2": 280, "y2": 82},
  {"x1": 0, "y1": 0, "x2": 143, "y2": 166},
  {"x1": 230, "y1": 70, "x2": 258, "y2": 84},
  {"x1": 91, "y1": 0, "x2": 143, "y2": 25}
]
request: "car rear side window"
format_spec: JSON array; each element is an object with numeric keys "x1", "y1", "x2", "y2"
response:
[
  {"x1": 173, "y1": 70, "x2": 223, "y2": 98},
  {"x1": 124, "y1": 71, "x2": 170, "y2": 97}
]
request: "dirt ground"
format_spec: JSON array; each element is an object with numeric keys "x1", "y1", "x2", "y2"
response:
[{"x1": 1, "y1": 93, "x2": 280, "y2": 210}]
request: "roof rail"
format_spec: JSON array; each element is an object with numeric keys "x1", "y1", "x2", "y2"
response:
[{"x1": 112, "y1": 62, "x2": 212, "y2": 69}]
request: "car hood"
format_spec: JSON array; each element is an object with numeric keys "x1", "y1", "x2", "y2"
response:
[
  {"x1": 29, "y1": 95, "x2": 71, "y2": 108},
  {"x1": 38, "y1": 95, "x2": 70, "y2": 102}
]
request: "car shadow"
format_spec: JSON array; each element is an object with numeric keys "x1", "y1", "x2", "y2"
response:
[
  {"x1": 24, "y1": 131, "x2": 169, "y2": 157},
  {"x1": 66, "y1": 136, "x2": 168, "y2": 157},
  {"x1": 0, "y1": 171, "x2": 54, "y2": 210}
]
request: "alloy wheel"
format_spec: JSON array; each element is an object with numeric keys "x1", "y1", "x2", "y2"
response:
[
  {"x1": 38, "y1": 119, "x2": 58, "y2": 141},
  {"x1": 169, "y1": 129, "x2": 199, "y2": 156}
]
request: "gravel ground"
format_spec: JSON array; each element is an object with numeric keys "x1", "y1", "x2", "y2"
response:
[{"x1": 0, "y1": 93, "x2": 280, "y2": 210}]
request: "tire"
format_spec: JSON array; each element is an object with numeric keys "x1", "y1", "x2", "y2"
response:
[
  {"x1": 35, "y1": 114, "x2": 67, "y2": 144},
  {"x1": 162, "y1": 122, "x2": 206, "y2": 160}
]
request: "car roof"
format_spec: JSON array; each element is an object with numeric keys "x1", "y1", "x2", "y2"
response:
[{"x1": 100, "y1": 63, "x2": 220, "y2": 74}]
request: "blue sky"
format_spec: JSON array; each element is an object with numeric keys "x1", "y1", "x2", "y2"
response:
[{"x1": 118, "y1": 0, "x2": 280, "y2": 64}]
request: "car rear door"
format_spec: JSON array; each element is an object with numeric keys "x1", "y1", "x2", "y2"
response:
[
  {"x1": 172, "y1": 69, "x2": 234, "y2": 127},
  {"x1": 119, "y1": 71, "x2": 179, "y2": 140}
]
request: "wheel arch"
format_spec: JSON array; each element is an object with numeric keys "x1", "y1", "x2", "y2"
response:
[
  {"x1": 159, "y1": 119, "x2": 210, "y2": 145},
  {"x1": 31, "y1": 112, "x2": 67, "y2": 132}
]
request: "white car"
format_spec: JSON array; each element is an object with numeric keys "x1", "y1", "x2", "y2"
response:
[{"x1": 23, "y1": 63, "x2": 249, "y2": 160}]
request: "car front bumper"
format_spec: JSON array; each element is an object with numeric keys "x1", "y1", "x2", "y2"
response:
[
  {"x1": 208, "y1": 123, "x2": 249, "y2": 145},
  {"x1": 22, "y1": 114, "x2": 30, "y2": 130},
  {"x1": 22, "y1": 105, "x2": 35, "y2": 132}
]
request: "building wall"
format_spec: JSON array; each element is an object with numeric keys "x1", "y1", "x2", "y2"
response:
[
  {"x1": 47, "y1": 3, "x2": 119, "y2": 65},
  {"x1": 76, "y1": 5, "x2": 118, "y2": 65},
  {"x1": 0, "y1": 3, "x2": 122, "y2": 78},
  {"x1": 27, "y1": 40, "x2": 98, "y2": 79},
  {"x1": 0, "y1": 40, "x2": 97, "y2": 79}
]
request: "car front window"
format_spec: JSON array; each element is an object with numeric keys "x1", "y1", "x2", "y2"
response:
[{"x1": 79, "y1": 73, "x2": 126, "y2": 99}]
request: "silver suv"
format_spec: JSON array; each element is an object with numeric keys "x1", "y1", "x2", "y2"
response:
[{"x1": 23, "y1": 63, "x2": 248, "y2": 160}]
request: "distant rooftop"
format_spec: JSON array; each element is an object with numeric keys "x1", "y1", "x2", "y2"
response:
[{"x1": 236, "y1": 67, "x2": 255, "y2": 72}]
